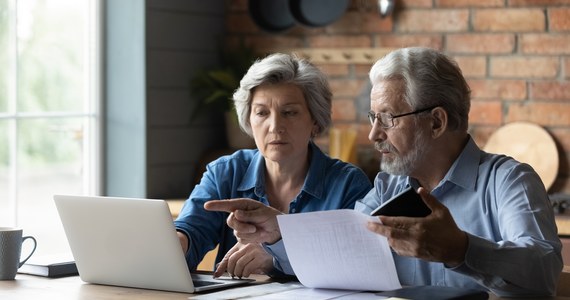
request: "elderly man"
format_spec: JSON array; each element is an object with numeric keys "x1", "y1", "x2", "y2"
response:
[{"x1": 206, "y1": 47, "x2": 562, "y2": 297}]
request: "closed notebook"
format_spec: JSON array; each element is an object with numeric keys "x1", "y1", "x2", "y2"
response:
[
  {"x1": 18, "y1": 254, "x2": 78, "y2": 278},
  {"x1": 376, "y1": 285, "x2": 489, "y2": 300}
]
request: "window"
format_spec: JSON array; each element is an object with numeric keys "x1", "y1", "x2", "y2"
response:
[{"x1": 0, "y1": 0, "x2": 101, "y2": 255}]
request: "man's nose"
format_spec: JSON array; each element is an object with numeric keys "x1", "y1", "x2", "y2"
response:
[{"x1": 368, "y1": 121, "x2": 386, "y2": 142}]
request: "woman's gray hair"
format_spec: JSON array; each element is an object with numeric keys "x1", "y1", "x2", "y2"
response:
[
  {"x1": 233, "y1": 53, "x2": 332, "y2": 137},
  {"x1": 369, "y1": 47, "x2": 471, "y2": 132}
]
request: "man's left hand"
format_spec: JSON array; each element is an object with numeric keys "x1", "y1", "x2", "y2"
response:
[{"x1": 366, "y1": 187, "x2": 468, "y2": 267}]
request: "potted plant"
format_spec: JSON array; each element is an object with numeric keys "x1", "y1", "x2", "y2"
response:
[{"x1": 190, "y1": 45, "x2": 259, "y2": 149}]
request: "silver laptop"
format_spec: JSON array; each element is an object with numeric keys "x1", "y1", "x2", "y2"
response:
[{"x1": 54, "y1": 194, "x2": 253, "y2": 293}]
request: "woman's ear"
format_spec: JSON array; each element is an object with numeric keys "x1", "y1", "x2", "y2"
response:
[
  {"x1": 431, "y1": 107, "x2": 447, "y2": 138},
  {"x1": 311, "y1": 121, "x2": 319, "y2": 138}
]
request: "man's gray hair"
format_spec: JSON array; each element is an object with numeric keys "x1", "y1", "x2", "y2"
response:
[{"x1": 369, "y1": 47, "x2": 471, "y2": 131}]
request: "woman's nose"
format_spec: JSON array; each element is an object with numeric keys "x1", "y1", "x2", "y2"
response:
[{"x1": 269, "y1": 115, "x2": 285, "y2": 133}]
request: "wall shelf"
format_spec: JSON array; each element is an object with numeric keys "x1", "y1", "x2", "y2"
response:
[{"x1": 288, "y1": 47, "x2": 396, "y2": 64}]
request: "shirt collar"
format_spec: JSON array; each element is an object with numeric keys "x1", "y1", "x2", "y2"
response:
[
  {"x1": 237, "y1": 142, "x2": 326, "y2": 198},
  {"x1": 440, "y1": 135, "x2": 480, "y2": 191},
  {"x1": 238, "y1": 150, "x2": 264, "y2": 194},
  {"x1": 302, "y1": 142, "x2": 327, "y2": 199}
]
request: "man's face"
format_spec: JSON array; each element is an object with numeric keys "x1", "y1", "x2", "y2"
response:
[{"x1": 368, "y1": 79, "x2": 430, "y2": 176}]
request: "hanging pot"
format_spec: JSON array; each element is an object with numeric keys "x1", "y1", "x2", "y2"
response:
[
  {"x1": 289, "y1": 0, "x2": 350, "y2": 27},
  {"x1": 249, "y1": 0, "x2": 296, "y2": 32}
]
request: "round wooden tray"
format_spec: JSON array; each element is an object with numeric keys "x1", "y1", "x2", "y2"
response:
[{"x1": 483, "y1": 122, "x2": 559, "y2": 191}]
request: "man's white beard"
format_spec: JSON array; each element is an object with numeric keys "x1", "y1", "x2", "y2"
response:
[{"x1": 378, "y1": 129, "x2": 428, "y2": 176}]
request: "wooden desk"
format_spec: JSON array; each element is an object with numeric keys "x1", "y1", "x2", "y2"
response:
[
  {"x1": 0, "y1": 275, "x2": 192, "y2": 300},
  {"x1": 0, "y1": 273, "x2": 271, "y2": 300},
  {"x1": 2, "y1": 274, "x2": 569, "y2": 300}
]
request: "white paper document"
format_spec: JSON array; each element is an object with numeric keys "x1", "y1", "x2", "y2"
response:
[{"x1": 276, "y1": 209, "x2": 401, "y2": 291}]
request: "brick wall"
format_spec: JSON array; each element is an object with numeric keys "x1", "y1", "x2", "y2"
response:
[{"x1": 225, "y1": 0, "x2": 570, "y2": 194}]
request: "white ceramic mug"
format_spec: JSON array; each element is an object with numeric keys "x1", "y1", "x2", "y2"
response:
[{"x1": 0, "y1": 227, "x2": 37, "y2": 280}]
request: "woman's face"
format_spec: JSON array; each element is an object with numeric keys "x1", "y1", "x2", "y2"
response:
[{"x1": 249, "y1": 83, "x2": 317, "y2": 165}]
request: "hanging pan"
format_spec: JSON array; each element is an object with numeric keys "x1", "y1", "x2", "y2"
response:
[
  {"x1": 289, "y1": 0, "x2": 350, "y2": 27},
  {"x1": 249, "y1": 0, "x2": 296, "y2": 32}
]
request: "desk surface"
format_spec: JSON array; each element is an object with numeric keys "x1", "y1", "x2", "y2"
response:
[{"x1": 1, "y1": 274, "x2": 569, "y2": 300}]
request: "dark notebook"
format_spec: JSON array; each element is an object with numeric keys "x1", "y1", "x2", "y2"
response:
[
  {"x1": 18, "y1": 254, "x2": 78, "y2": 278},
  {"x1": 376, "y1": 285, "x2": 489, "y2": 300}
]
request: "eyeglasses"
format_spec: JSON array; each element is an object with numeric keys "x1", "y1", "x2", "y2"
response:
[{"x1": 367, "y1": 106, "x2": 438, "y2": 128}]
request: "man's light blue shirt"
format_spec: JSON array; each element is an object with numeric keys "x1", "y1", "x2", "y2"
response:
[
  {"x1": 174, "y1": 142, "x2": 372, "y2": 273},
  {"x1": 355, "y1": 137, "x2": 562, "y2": 297}
]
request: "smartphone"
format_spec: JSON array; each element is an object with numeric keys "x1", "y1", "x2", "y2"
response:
[{"x1": 370, "y1": 186, "x2": 431, "y2": 217}]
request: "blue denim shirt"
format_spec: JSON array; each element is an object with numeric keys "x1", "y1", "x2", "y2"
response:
[
  {"x1": 174, "y1": 142, "x2": 372, "y2": 272},
  {"x1": 356, "y1": 137, "x2": 562, "y2": 297}
]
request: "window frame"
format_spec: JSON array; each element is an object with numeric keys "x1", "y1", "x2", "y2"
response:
[{"x1": 0, "y1": 0, "x2": 103, "y2": 228}]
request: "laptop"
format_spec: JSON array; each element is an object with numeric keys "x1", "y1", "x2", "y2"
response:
[{"x1": 53, "y1": 194, "x2": 253, "y2": 293}]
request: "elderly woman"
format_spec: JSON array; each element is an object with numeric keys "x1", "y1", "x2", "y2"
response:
[{"x1": 174, "y1": 53, "x2": 371, "y2": 277}]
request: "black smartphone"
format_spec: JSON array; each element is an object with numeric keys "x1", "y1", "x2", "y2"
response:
[{"x1": 370, "y1": 186, "x2": 431, "y2": 217}]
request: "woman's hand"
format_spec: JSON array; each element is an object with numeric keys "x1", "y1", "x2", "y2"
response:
[
  {"x1": 214, "y1": 242, "x2": 273, "y2": 278},
  {"x1": 177, "y1": 231, "x2": 189, "y2": 254}
]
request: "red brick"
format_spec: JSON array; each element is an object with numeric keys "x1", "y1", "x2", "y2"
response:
[
  {"x1": 530, "y1": 81, "x2": 570, "y2": 100},
  {"x1": 490, "y1": 57, "x2": 559, "y2": 78},
  {"x1": 315, "y1": 64, "x2": 350, "y2": 77},
  {"x1": 550, "y1": 128, "x2": 570, "y2": 157},
  {"x1": 396, "y1": 10, "x2": 469, "y2": 33},
  {"x1": 437, "y1": 0, "x2": 504, "y2": 7},
  {"x1": 356, "y1": 123, "x2": 374, "y2": 146},
  {"x1": 509, "y1": 0, "x2": 570, "y2": 5},
  {"x1": 506, "y1": 102, "x2": 570, "y2": 126},
  {"x1": 468, "y1": 79, "x2": 527, "y2": 100},
  {"x1": 308, "y1": 35, "x2": 372, "y2": 48},
  {"x1": 453, "y1": 56, "x2": 487, "y2": 78},
  {"x1": 399, "y1": 0, "x2": 433, "y2": 8},
  {"x1": 355, "y1": 64, "x2": 374, "y2": 78},
  {"x1": 447, "y1": 34, "x2": 515, "y2": 54},
  {"x1": 469, "y1": 125, "x2": 499, "y2": 148},
  {"x1": 375, "y1": 34, "x2": 444, "y2": 49},
  {"x1": 332, "y1": 98, "x2": 357, "y2": 121},
  {"x1": 237, "y1": 36, "x2": 305, "y2": 53},
  {"x1": 329, "y1": 78, "x2": 367, "y2": 98},
  {"x1": 549, "y1": 8, "x2": 570, "y2": 32},
  {"x1": 473, "y1": 9, "x2": 545, "y2": 32},
  {"x1": 288, "y1": 25, "x2": 326, "y2": 35},
  {"x1": 521, "y1": 34, "x2": 570, "y2": 55},
  {"x1": 327, "y1": 11, "x2": 393, "y2": 34},
  {"x1": 469, "y1": 101, "x2": 503, "y2": 125}
]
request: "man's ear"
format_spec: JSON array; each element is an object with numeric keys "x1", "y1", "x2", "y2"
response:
[{"x1": 430, "y1": 107, "x2": 447, "y2": 138}]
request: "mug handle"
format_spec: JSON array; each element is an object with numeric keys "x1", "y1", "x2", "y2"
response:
[{"x1": 19, "y1": 236, "x2": 37, "y2": 268}]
